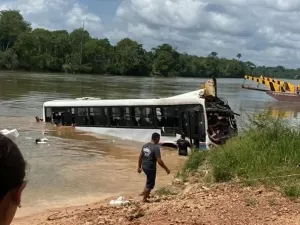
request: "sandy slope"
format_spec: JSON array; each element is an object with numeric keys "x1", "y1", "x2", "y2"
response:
[{"x1": 14, "y1": 181, "x2": 300, "y2": 225}]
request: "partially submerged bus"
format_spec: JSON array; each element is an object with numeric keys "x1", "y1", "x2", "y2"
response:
[{"x1": 42, "y1": 80, "x2": 238, "y2": 150}]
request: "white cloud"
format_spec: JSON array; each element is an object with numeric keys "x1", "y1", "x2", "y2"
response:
[
  {"x1": 107, "y1": 0, "x2": 300, "y2": 68},
  {"x1": 0, "y1": 0, "x2": 102, "y2": 37}
]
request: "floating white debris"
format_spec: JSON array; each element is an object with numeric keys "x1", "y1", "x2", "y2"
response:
[
  {"x1": 109, "y1": 196, "x2": 129, "y2": 206},
  {"x1": 36, "y1": 138, "x2": 49, "y2": 144},
  {"x1": 0, "y1": 129, "x2": 19, "y2": 138}
]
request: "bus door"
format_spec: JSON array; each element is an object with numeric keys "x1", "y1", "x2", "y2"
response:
[
  {"x1": 181, "y1": 111, "x2": 190, "y2": 138},
  {"x1": 180, "y1": 106, "x2": 206, "y2": 145}
]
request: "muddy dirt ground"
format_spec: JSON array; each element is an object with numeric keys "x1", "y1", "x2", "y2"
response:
[{"x1": 14, "y1": 181, "x2": 300, "y2": 225}]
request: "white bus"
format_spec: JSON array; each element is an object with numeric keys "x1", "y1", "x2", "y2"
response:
[{"x1": 42, "y1": 88, "x2": 238, "y2": 150}]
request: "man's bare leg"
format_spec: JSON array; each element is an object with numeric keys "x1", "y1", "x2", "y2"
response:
[
  {"x1": 143, "y1": 188, "x2": 151, "y2": 202},
  {"x1": 140, "y1": 185, "x2": 147, "y2": 196}
]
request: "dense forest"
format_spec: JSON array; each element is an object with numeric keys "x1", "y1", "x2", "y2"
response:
[{"x1": 0, "y1": 10, "x2": 299, "y2": 79}]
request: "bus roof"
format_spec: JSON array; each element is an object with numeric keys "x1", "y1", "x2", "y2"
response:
[{"x1": 43, "y1": 90, "x2": 206, "y2": 107}]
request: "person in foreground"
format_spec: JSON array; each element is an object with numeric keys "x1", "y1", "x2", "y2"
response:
[
  {"x1": 137, "y1": 132, "x2": 170, "y2": 202},
  {"x1": 176, "y1": 133, "x2": 191, "y2": 156},
  {"x1": 0, "y1": 134, "x2": 26, "y2": 225}
]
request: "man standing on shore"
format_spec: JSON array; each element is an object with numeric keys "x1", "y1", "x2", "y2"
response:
[{"x1": 138, "y1": 132, "x2": 170, "y2": 202}]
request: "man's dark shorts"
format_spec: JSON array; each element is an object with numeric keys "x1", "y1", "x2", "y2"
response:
[{"x1": 143, "y1": 168, "x2": 156, "y2": 190}]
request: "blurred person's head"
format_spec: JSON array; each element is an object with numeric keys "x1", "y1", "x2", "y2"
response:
[{"x1": 0, "y1": 134, "x2": 26, "y2": 225}]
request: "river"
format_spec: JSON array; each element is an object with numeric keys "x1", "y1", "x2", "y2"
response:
[{"x1": 0, "y1": 72, "x2": 300, "y2": 218}]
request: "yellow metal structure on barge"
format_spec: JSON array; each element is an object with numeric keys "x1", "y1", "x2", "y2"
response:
[{"x1": 242, "y1": 75, "x2": 300, "y2": 102}]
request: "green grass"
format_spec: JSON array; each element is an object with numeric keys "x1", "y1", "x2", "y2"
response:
[
  {"x1": 177, "y1": 150, "x2": 209, "y2": 181},
  {"x1": 281, "y1": 183, "x2": 300, "y2": 200},
  {"x1": 180, "y1": 110, "x2": 300, "y2": 198},
  {"x1": 155, "y1": 187, "x2": 176, "y2": 196}
]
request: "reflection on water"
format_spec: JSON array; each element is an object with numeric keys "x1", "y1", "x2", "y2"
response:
[
  {"x1": 267, "y1": 102, "x2": 300, "y2": 117},
  {"x1": 0, "y1": 73, "x2": 300, "y2": 217}
]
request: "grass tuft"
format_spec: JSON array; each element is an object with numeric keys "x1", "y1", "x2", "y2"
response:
[
  {"x1": 155, "y1": 187, "x2": 176, "y2": 196},
  {"x1": 282, "y1": 183, "x2": 300, "y2": 200},
  {"x1": 177, "y1": 150, "x2": 209, "y2": 181}
]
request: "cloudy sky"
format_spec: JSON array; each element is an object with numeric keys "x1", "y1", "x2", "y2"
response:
[{"x1": 0, "y1": 0, "x2": 299, "y2": 68}]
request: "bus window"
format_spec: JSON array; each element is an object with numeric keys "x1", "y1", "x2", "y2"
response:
[
  {"x1": 133, "y1": 107, "x2": 141, "y2": 127},
  {"x1": 50, "y1": 107, "x2": 72, "y2": 125},
  {"x1": 156, "y1": 107, "x2": 179, "y2": 128},
  {"x1": 119, "y1": 107, "x2": 131, "y2": 127},
  {"x1": 111, "y1": 107, "x2": 121, "y2": 126},
  {"x1": 141, "y1": 107, "x2": 154, "y2": 127},
  {"x1": 156, "y1": 108, "x2": 163, "y2": 126},
  {"x1": 63, "y1": 108, "x2": 73, "y2": 126},
  {"x1": 133, "y1": 107, "x2": 153, "y2": 127},
  {"x1": 75, "y1": 108, "x2": 89, "y2": 126},
  {"x1": 90, "y1": 107, "x2": 109, "y2": 126}
]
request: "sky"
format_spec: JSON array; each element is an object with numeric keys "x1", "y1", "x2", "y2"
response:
[{"x1": 0, "y1": 0, "x2": 300, "y2": 68}]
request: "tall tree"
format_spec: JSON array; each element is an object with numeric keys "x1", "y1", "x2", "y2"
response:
[
  {"x1": 0, "y1": 10, "x2": 31, "y2": 51},
  {"x1": 209, "y1": 52, "x2": 218, "y2": 57},
  {"x1": 151, "y1": 44, "x2": 180, "y2": 77}
]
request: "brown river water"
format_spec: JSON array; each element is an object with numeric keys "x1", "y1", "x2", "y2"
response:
[{"x1": 0, "y1": 72, "x2": 300, "y2": 218}]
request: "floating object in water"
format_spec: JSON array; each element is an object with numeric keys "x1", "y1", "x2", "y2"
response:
[
  {"x1": 35, "y1": 116, "x2": 43, "y2": 122},
  {"x1": 0, "y1": 129, "x2": 19, "y2": 138},
  {"x1": 35, "y1": 138, "x2": 49, "y2": 144},
  {"x1": 76, "y1": 97, "x2": 102, "y2": 100},
  {"x1": 109, "y1": 196, "x2": 129, "y2": 206}
]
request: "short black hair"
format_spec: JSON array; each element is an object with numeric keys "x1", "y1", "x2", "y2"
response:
[
  {"x1": 181, "y1": 133, "x2": 186, "y2": 139},
  {"x1": 151, "y1": 132, "x2": 160, "y2": 140},
  {"x1": 0, "y1": 134, "x2": 26, "y2": 200}
]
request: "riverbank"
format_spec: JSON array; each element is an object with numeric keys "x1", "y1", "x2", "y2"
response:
[
  {"x1": 14, "y1": 180, "x2": 300, "y2": 225},
  {"x1": 14, "y1": 111, "x2": 300, "y2": 224}
]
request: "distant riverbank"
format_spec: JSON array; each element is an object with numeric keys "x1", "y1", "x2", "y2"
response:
[{"x1": 1, "y1": 70, "x2": 300, "y2": 81}]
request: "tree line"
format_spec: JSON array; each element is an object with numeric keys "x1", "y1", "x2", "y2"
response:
[{"x1": 0, "y1": 9, "x2": 299, "y2": 79}]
